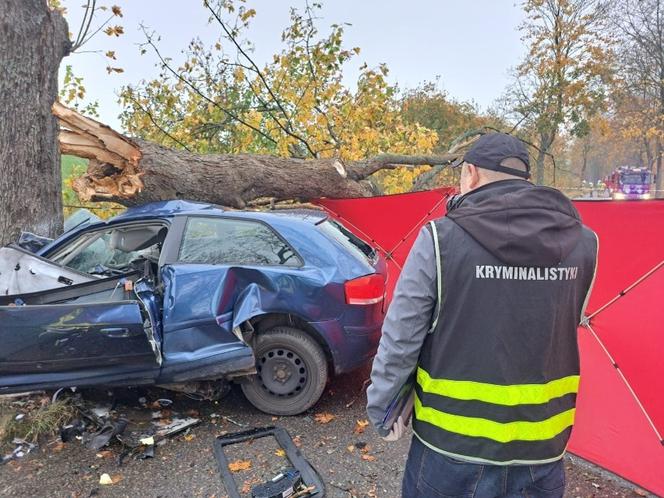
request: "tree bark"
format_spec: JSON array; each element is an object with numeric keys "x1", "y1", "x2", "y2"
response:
[
  {"x1": 54, "y1": 103, "x2": 460, "y2": 208},
  {"x1": 656, "y1": 137, "x2": 662, "y2": 199},
  {"x1": 0, "y1": 0, "x2": 70, "y2": 245},
  {"x1": 535, "y1": 132, "x2": 555, "y2": 185}
]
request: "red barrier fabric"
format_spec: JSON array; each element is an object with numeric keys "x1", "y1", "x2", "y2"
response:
[
  {"x1": 314, "y1": 192, "x2": 664, "y2": 496},
  {"x1": 317, "y1": 188, "x2": 454, "y2": 298}
]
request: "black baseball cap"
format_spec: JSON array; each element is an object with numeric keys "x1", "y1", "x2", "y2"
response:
[{"x1": 454, "y1": 133, "x2": 531, "y2": 179}]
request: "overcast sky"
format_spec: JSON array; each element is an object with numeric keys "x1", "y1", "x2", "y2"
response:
[{"x1": 60, "y1": 1, "x2": 527, "y2": 130}]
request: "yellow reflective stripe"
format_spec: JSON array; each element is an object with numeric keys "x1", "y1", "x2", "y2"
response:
[
  {"x1": 414, "y1": 394, "x2": 575, "y2": 443},
  {"x1": 417, "y1": 368, "x2": 579, "y2": 406}
]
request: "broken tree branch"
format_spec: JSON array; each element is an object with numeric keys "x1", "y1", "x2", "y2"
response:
[{"x1": 54, "y1": 103, "x2": 469, "y2": 207}]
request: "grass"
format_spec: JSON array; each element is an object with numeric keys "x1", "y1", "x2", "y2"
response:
[{"x1": 0, "y1": 397, "x2": 78, "y2": 445}]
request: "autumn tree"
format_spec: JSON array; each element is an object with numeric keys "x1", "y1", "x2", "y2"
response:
[
  {"x1": 118, "y1": 1, "x2": 437, "y2": 195},
  {"x1": 612, "y1": 0, "x2": 664, "y2": 196},
  {"x1": 400, "y1": 81, "x2": 510, "y2": 189},
  {"x1": 503, "y1": 0, "x2": 612, "y2": 185},
  {"x1": 0, "y1": 0, "x2": 124, "y2": 245},
  {"x1": 0, "y1": 0, "x2": 70, "y2": 246}
]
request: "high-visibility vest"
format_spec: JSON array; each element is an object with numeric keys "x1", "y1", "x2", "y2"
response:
[{"x1": 413, "y1": 217, "x2": 598, "y2": 465}]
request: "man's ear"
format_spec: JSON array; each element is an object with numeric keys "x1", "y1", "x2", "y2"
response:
[{"x1": 469, "y1": 164, "x2": 481, "y2": 189}]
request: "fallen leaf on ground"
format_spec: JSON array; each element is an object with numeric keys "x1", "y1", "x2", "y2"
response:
[
  {"x1": 275, "y1": 448, "x2": 286, "y2": 457},
  {"x1": 228, "y1": 459, "x2": 252, "y2": 472},
  {"x1": 52, "y1": 441, "x2": 65, "y2": 452},
  {"x1": 292, "y1": 435, "x2": 302, "y2": 447},
  {"x1": 634, "y1": 488, "x2": 647, "y2": 497},
  {"x1": 361, "y1": 454, "x2": 376, "y2": 462},
  {"x1": 184, "y1": 434, "x2": 195, "y2": 442},
  {"x1": 354, "y1": 419, "x2": 369, "y2": 434},
  {"x1": 347, "y1": 445, "x2": 355, "y2": 453},
  {"x1": 96, "y1": 450, "x2": 113, "y2": 459},
  {"x1": 360, "y1": 444, "x2": 371, "y2": 454},
  {"x1": 314, "y1": 412, "x2": 336, "y2": 424},
  {"x1": 99, "y1": 473, "x2": 122, "y2": 485}
]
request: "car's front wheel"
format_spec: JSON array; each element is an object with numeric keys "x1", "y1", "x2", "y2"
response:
[{"x1": 240, "y1": 326, "x2": 328, "y2": 416}]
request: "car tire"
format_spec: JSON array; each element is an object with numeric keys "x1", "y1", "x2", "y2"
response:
[{"x1": 240, "y1": 326, "x2": 328, "y2": 416}]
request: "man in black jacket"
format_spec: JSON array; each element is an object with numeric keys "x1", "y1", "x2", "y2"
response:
[{"x1": 367, "y1": 133, "x2": 598, "y2": 497}]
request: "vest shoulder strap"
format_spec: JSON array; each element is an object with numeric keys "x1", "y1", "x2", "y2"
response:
[{"x1": 427, "y1": 220, "x2": 442, "y2": 334}]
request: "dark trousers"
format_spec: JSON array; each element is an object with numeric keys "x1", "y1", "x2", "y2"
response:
[{"x1": 402, "y1": 436, "x2": 565, "y2": 498}]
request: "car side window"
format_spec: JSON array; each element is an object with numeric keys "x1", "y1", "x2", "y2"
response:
[
  {"x1": 178, "y1": 217, "x2": 300, "y2": 267},
  {"x1": 51, "y1": 225, "x2": 168, "y2": 275}
]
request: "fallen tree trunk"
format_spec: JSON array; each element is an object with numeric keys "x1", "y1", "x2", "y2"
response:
[{"x1": 54, "y1": 103, "x2": 462, "y2": 208}]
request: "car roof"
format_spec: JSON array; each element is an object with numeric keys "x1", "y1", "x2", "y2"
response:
[{"x1": 103, "y1": 200, "x2": 327, "y2": 225}]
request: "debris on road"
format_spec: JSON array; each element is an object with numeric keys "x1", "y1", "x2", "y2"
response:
[
  {"x1": 154, "y1": 417, "x2": 200, "y2": 439},
  {"x1": 85, "y1": 418, "x2": 128, "y2": 451},
  {"x1": 214, "y1": 426, "x2": 325, "y2": 498},
  {"x1": 1, "y1": 438, "x2": 37, "y2": 464}
]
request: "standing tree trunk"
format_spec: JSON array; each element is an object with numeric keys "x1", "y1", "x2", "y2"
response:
[
  {"x1": 656, "y1": 137, "x2": 662, "y2": 199},
  {"x1": 0, "y1": 0, "x2": 70, "y2": 246},
  {"x1": 535, "y1": 142, "x2": 547, "y2": 185}
]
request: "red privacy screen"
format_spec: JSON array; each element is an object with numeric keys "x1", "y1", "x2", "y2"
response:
[{"x1": 316, "y1": 192, "x2": 664, "y2": 496}]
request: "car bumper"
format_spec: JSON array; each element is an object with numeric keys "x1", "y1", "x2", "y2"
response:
[{"x1": 309, "y1": 319, "x2": 382, "y2": 375}]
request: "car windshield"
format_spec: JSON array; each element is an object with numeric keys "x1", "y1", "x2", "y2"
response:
[
  {"x1": 49, "y1": 224, "x2": 167, "y2": 275},
  {"x1": 621, "y1": 173, "x2": 650, "y2": 184},
  {"x1": 318, "y1": 219, "x2": 376, "y2": 262}
]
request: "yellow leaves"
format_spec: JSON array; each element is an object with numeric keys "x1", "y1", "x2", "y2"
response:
[
  {"x1": 103, "y1": 25, "x2": 125, "y2": 37},
  {"x1": 240, "y1": 8, "x2": 257, "y2": 22},
  {"x1": 105, "y1": 51, "x2": 116, "y2": 60},
  {"x1": 228, "y1": 459, "x2": 252, "y2": 472},
  {"x1": 354, "y1": 419, "x2": 369, "y2": 434},
  {"x1": 117, "y1": 0, "x2": 438, "y2": 175},
  {"x1": 314, "y1": 412, "x2": 336, "y2": 424},
  {"x1": 274, "y1": 448, "x2": 286, "y2": 457},
  {"x1": 233, "y1": 67, "x2": 245, "y2": 83}
]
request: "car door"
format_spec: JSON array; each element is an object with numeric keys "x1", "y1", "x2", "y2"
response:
[
  {"x1": 155, "y1": 215, "x2": 303, "y2": 380},
  {"x1": 0, "y1": 261, "x2": 163, "y2": 393}
]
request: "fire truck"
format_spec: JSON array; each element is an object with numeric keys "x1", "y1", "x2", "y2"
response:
[{"x1": 604, "y1": 166, "x2": 652, "y2": 200}]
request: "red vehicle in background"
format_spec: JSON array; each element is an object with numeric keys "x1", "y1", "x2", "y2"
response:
[{"x1": 604, "y1": 166, "x2": 652, "y2": 200}]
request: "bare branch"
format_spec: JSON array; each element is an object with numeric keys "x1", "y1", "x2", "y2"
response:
[
  {"x1": 123, "y1": 92, "x2": 192, "y2": 152},
  {"x1": 140, "y1": 26, "x2": 278, "y2": 147},
  {"x1": 203, "y1": 1, "x2": 319, "y2": 157}
]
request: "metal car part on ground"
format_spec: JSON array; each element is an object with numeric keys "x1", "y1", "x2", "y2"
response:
[{"x1": 214, "y1": 426, "x2": 324, "y2": 498}]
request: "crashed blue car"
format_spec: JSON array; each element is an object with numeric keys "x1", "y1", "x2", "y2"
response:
[{"x1": 0, "y1": 201, "x2": 386, "y2": 415}]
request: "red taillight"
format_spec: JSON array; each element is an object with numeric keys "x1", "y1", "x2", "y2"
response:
[{"x1": 344, "y1": 274, "x2": 385, "y2": 305}]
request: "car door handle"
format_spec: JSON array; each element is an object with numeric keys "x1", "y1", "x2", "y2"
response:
[
  {"x1": 44, "y1": 326, "x2": 78, "y2": 335},
  {"x1": 100, "y1": 327, "x2": 132, "y2": 338}
]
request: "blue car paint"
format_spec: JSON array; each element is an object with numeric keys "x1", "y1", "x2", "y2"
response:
[
  {"x1": 0, "y1": 302, "x2": 157, "y2": 374},
  {"x1": 1, "y1": 200, "x2": 385, "y2": 393}
]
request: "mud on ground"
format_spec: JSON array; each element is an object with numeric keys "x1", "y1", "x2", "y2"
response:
[{"x1": 0, "y1": 366, "x2": 653, "y2": 498}]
